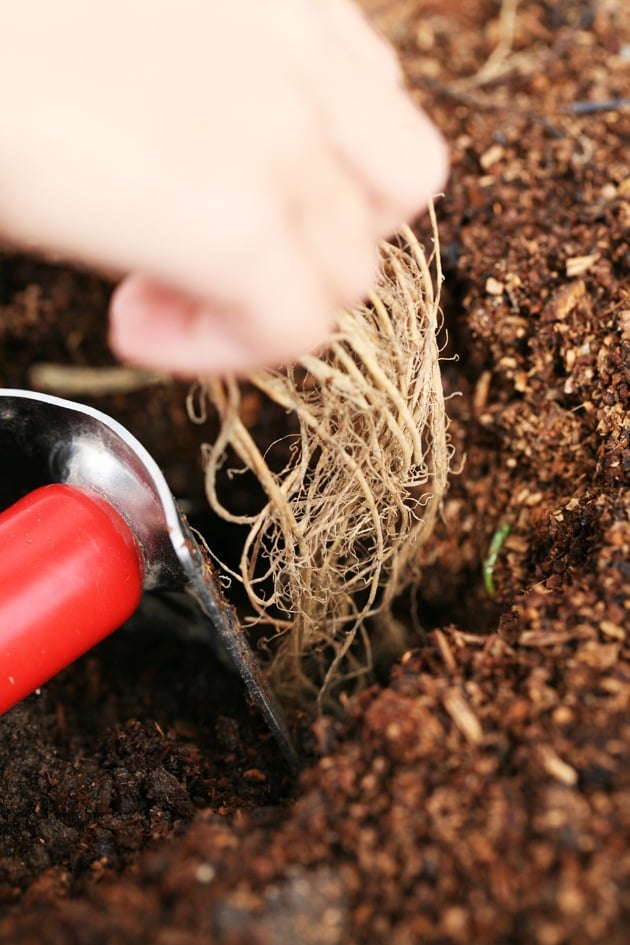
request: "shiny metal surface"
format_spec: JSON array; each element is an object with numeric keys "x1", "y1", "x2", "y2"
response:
[{"x1": 0, "y1": 389, "x2": 297, "y2": 767}]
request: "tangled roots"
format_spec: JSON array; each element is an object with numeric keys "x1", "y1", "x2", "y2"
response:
[{"x1": 189, "y1": 213, "x2": 452, "y2": 709}]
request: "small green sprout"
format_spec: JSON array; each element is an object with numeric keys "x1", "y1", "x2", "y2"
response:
[{"x1": 483, "y1": 522, "x2": 512, "y2": 597}]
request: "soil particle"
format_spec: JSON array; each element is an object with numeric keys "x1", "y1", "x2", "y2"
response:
[{"x1": 0, "y1": 1, "x2": 629, "y2": 942}]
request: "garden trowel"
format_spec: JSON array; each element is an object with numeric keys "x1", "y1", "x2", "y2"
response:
[{"x1": 0, "y1": 388, "x2": 296, "y2": 766}]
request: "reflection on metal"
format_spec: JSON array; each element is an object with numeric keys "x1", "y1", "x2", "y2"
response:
[{"x1": 0, "y1": 389, "x2": 297, "y2": 767}]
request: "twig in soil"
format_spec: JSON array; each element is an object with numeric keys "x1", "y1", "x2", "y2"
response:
[
  {"x1": 442, "y1": 688, "x2": 484, "y2": 744},
  {"x1": 563, "y1": 98, "x2": 630, "y2": 115},
  {"x1": 29, "y1": 363, "x2": 168, "y2": 397},
  {"x1": 410, "y1": 6, "x2": 599, "y2": 118},
  {"x1": 410, "y1": 75, "x2": 561, "y2": 130},
  {"x1": 412, "y1": 74, "x2": 621, "y2": 141},
  {"x1": 483, "y1": 521, "x2": 512, "y2": 598},
  {"x1": 449, "y1": 0, "x2": 519, "y2": 92}
]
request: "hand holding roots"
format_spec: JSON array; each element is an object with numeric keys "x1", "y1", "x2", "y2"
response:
[{"x1": 192, "y1": 213, "x2": 452, "y2": 709}]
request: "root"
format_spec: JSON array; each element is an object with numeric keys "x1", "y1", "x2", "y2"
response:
[{"x1": 194, "y1": 209, "x2": 453, "y2": 709}]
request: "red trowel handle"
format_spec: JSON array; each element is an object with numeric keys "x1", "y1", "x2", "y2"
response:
[{"x1": 0, "y1": 483, "x2": 144, "y2": 713}]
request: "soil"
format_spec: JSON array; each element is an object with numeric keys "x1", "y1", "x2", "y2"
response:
[{"x1": 0, "y1": 1, "x2": 628, "y2": 942}]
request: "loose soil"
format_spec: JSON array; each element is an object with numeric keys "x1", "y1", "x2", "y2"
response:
[{"x1": 0, "y1": 1, "x2": 628, "y2": 942}]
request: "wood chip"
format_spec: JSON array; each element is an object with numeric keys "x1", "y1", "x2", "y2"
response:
[
  {"x1": 485, "y1": 276, "x2": 505, "y2": 296},
  {"x1": 538, "y1": 746, "x2": 579, "y2": 786},
  {"x1": 442, "y1": 689, "x2": 483, "y2": 744},
  {"x1": 565, "y1": 254, "x2": 599, "y2": 277}
]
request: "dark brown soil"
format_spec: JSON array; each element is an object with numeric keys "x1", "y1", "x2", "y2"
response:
[{"x1": 0, "y1": 1, "x2": 628, "y2": 942}]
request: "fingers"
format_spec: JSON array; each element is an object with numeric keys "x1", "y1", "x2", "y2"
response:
[
  {"x1": 109, "y1": 8, "x2": 446, "y2": 380},
  {"x1": 305, "y1": 0, "x2": 403, "y2": 84},
  {"x1": 109, "y1": 178, "x2": 340, "y2": 377},
  {"x1": 111, "y1": 111, "x2": 396, "y2": 377},
  {"x1": 109, "y1": 278, "x2": 257, "y2": 377},
  {"x1": 110, "y1": 260, "x2": 334, "y2": 379},
  {"x1": 328, "y1": 95, "x2": 449, "y2": 232},
  {"x1": 109, "y1": 92, "x2": 444, "y2": 377},
  {"x1": 304, "y1": 0, "x2": 448, "y2": 236},
  {"x1": 109, "y1": 184, "x2": 373, "y2": 379},
  {"x1": 0, "y1": 0, "x2": 449, "y2": 379}
]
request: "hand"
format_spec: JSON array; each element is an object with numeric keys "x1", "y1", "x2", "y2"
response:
[{"x1": 0, "y1": 0, "x2": 447, "y2": 376}]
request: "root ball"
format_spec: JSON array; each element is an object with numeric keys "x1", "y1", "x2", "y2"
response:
[{"x1": 192, "y1": 213, "x2": 452, "y2": 708}]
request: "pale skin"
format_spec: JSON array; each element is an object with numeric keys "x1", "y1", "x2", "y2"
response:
[{"x1": 0, "y1": 0, "x2": 448, "y2": 377}]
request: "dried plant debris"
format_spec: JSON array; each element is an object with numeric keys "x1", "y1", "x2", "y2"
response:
[{"x1": 190, "y1": 214, "x2": 452, "y2": 708}]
